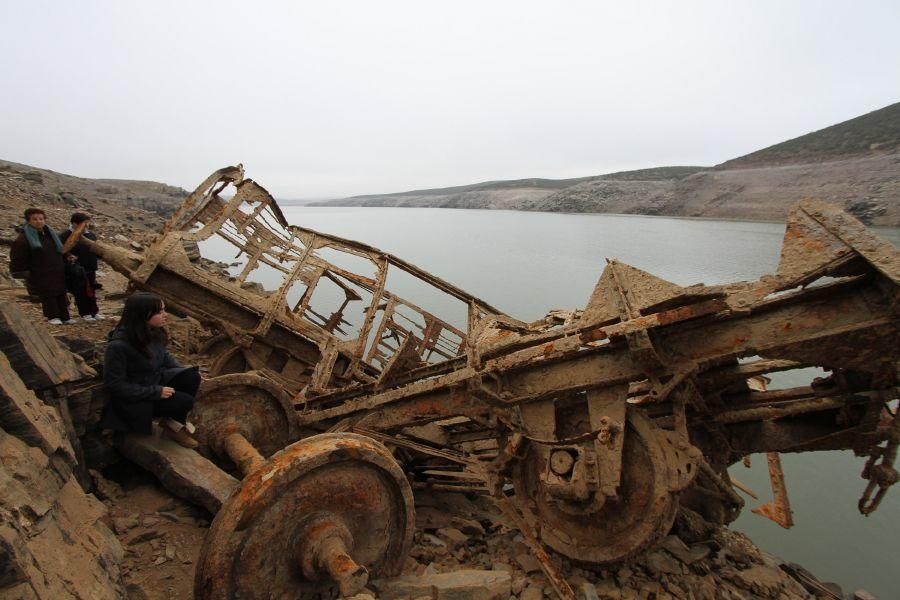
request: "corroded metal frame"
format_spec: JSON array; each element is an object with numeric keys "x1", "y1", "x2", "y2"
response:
[{"x1": 82, "y1": 167, "x2": 900, "y2": 584}]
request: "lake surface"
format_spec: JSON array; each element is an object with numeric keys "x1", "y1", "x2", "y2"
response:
[{"x1": 282, "y1": 206, "x2": 899, "y2": 597}]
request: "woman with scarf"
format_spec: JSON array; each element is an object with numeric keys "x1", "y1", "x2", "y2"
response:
[{"x1": 9, "y1": 207, "x2": 73, "y2": 324}]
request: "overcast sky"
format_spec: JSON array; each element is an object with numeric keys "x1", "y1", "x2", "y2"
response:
[{"x1": 2, "y1": 1, "x2": 899, "y2": 198}]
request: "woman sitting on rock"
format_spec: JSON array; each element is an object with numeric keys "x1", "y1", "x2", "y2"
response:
[{"x1": 100, "y1": 291, "x2": 199, "y2": 448}]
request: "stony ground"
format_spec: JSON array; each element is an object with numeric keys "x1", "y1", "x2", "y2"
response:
[{"x1": 92, "y1": 462, "x2": 820, "y2": 600}]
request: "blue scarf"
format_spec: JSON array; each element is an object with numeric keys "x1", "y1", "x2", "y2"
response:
[{"x1": 24, "y1": 224, "x2": 64, "y2": 253}]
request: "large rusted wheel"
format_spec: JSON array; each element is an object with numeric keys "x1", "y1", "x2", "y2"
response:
[
  {"x1": 198, "y1": 333, "x2": 234, "y2": 359},
  {"x1": 208, "y1": 345, "x2": 251, "y2": 378},
  {"x1": 191, "y1": 373, "x2": 299, "y2": 462},
  {"x1": 195, "y1": 433, "x2": 415, "y2": 599},
  {"x1": 510, "y1": 409, "x2": 678, "y2": 564}
]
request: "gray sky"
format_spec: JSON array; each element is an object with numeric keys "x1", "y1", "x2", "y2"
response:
[{"x1": 2, "y1": 1, "x2": 899, "y2": 198}]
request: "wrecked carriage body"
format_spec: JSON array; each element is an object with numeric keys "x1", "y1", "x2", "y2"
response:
[{"x1": 78, "y1": 165, "x2": 899, "y2": 598}]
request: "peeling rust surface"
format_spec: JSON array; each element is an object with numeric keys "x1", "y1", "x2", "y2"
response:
[{"x1": 78, "y1": 167, "x2": 900, "y2": 596}]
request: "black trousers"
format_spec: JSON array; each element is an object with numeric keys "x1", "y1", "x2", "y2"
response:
[
  {"x1": 71, "y1": 269, "x2": 99, "y2": 317},
  {"x1": 152, "y1": 368, "x2": 200, "y2": 424},
  {"x1": 39, "y1": 293, "x2": 70, "y2": 320},
  {"x1": 73, "y1": 292, "x2": 99, "y2": 317}
]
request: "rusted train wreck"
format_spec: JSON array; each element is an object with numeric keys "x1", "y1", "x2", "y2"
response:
[{"x1": 75, "y1": 166, "x2": 899, "y2": 599}]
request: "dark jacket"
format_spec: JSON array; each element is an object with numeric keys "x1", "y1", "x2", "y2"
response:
[
  {"x1": 9, "y1": 228, "x2": 67, "y2": 296},
  {"x1": 60, "y1": 229, "x2": 99, "y2": 272},
  {"x1": 64, "y1": 260, "x2": 89, "y2": 296},
  {"x1": 100, "y1": 326, "x2": 190, "y2": 434}
]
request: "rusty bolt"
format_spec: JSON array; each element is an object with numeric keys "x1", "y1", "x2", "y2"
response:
[
  {"x1": 549, "y1": 449, "x2": 576, "y2": 476},
  {"x1": 871, "y1": 464, "x2": 899, "y2": 487}
]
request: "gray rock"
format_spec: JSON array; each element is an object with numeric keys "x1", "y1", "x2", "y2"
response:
[
  {"x1": 511, "y1": 572, "x2": 527, "y2": 595},
  {"x1": 0, "y1": 430, "x2": 123, "y2": 599},
  {"x1": 520, "y1": 584, "x2": 544, "y2": 600},
  {"x1": 372, "y1": 569, "x2": 511, "y2": 600},
  {"x1": 514, "y1": 552, "x2": 543, "y2": 574},
  {"x1": 688, "y1": 544, "x2": 711, "y2": 563},
  {"x1": 645, "y1": 550, "x2": 682, "y2": 576},
  {"x1": 593, "y1": 579, "x2": 621, "y2": 600},
  {"x1": 156, "y1": 511, "x2": 182, "y2": 523},
  {"x1": 125, "y1": 583, "x2": 150, "y2": 600},
  {"x1": 661, "y1": 535, "x2": 710, "y2": 565},
  {"x1": 436, "y1": 527, "x2": 469, "y2": 549},
  {"x1": 578, "y1": 582, "x2": 600, "y2": 600},
  {"x1": 0, "y1": 346, "x2": 76, "y2": 468},
  {"x1": 451, "y1": 517, "x2": 485, "y2": 536},
  {"x1": 127, "y1": 529, "x2": 163, "y2": 546},
  {"x1": 423, "y1": 533, "x2": 448, "y2": 548},
  {"x1": 724, "y1": 564, "x2": 786, "y2": 596},
  {"x1": 112, "y1": 514, "x2": 141, "y2": 534},
  {"x1": 155, "y1": 498, "x2": 178, "y2": 513},
  {"x1": 114, "y1": 432, "x2": 239, "y2": 514}
]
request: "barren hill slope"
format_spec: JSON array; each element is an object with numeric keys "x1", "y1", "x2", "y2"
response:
[
  {"x1": 719, "y1": 101, "x2": 900, "y2": 169},
  {"x1": 315, "y1": 102, "x2": 900, "y2": 226},
  {"x1": 0, "y1": 159, "x2": 187, "y2": 240},
  {"x1": 525, "y1": 153, "x2": 899, "y2": 225},
  {"x1": 310, "y1": 175, "x2": 603, "y2": 210}
]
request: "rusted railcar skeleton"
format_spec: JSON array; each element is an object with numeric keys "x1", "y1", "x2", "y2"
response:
[{"x1": 77, "y1": 166, "x2": 899, "y2": 599}]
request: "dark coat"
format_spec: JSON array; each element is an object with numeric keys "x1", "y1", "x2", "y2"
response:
[
  {"x1": 64, "y1": 261, "x2": 89, "y2": 296},
  {"x1": 9, "y1": 228, "x2": 67, "y2": 296},
  {"x1": 60, "y1": 229, "x2": 99, "y2": 273},
  {"x1": 100, "y1": 327, "x2": 190, "y2": 434}
]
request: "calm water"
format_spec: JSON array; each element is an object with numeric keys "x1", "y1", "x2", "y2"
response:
[{"x1": 282, "y1": 206, "x2": 899, "y2": 597}]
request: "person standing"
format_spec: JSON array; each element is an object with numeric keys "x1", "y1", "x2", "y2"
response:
[
  {"x1": 60, "y1": 212, "x2": 103, "y2": 321},
  {"x1": 9, "y1": 208, "x2": 74, "y2": 325},
  {"x1": 99, "y1": 292, "x2": 200, "y2": 448}
]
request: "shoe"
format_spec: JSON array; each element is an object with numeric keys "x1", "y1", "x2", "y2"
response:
[
  {"x1": 47, "y1": 318, "x2": 63, "y2": 325},
  {"x1": 92, "y1": 313, "x2": 104, "y2": 320},
  {"x1": 82, "y1": 315, "x2": 96, "y2": 322},
  {"x1": 63, "y1": 319, "x2": 78, "y2": 324},
  {"x1": 162, "y1": 425, "x2": 199, "y2": 449}
]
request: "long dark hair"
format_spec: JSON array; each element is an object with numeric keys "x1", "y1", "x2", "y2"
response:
[{"x1": 119, "y1": 292, "x2": 168, "y2": 355}]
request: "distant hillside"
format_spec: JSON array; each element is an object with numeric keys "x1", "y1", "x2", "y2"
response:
[
  {"x1": 0, "y1": 160, "x2": 187, "y2": 216},
  {"x1": 309, "y1": 175, "x2": 603, "y2": 210},
  {"x1": 592, "y1": 166, "x2": 706, "y2": 181},
  {"x1": 525, "y1": 153, "x2": 899, "y2": 225},
  {"x1": 312, "y1": 101, "x2": 900, "y2": 226},
  {"x1": 309, "y1": 168, "x2": 708, "y2": 211},
  {"x1": 719, "y1": 102, "x2": 900, "y2": 169}
]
